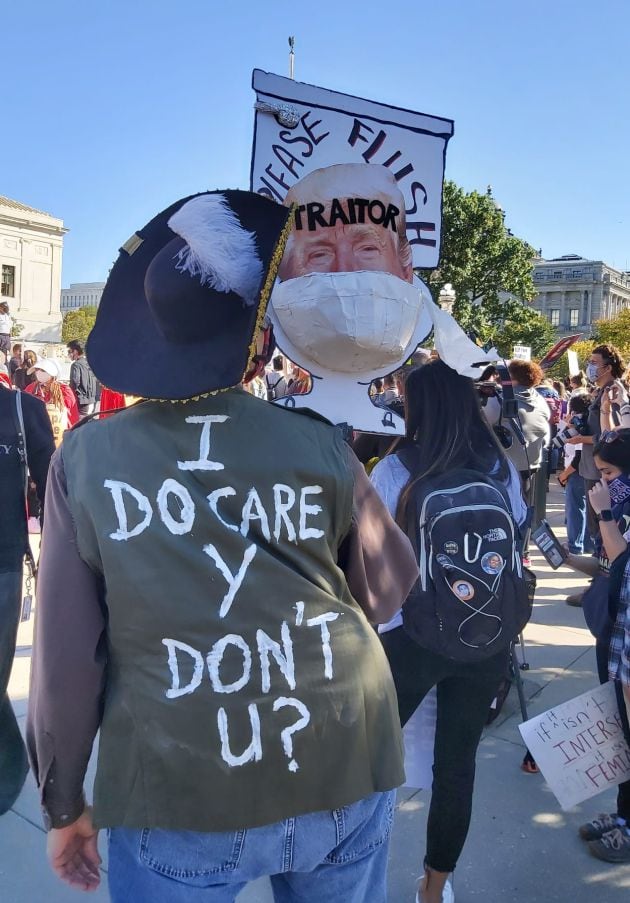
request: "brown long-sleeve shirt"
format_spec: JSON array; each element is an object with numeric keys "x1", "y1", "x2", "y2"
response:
[{"x1": 26, "y1": 446, "x2": 418, "y2": 830}]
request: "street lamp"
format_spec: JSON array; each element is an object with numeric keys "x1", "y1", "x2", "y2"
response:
[{"x1": 439, "y1": 283, "x2": 456, "y2": 315}]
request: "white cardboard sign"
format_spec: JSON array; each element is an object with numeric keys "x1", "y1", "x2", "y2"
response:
[
  {"x1": 250, "y1": 69, "x2": 454, "y2": 270},
  {"x1": 512, "y1": 344, "x2": 531, "y2": 361},
  {"x1": 567, "y1": 349, "x2": 580, "y2": 376},
  {"x1": 518, "y1": 682, "x2": 630, "y2": 810}
]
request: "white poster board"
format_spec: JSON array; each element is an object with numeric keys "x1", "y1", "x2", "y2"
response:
[
  {"x1": 512, "y1": 344, "x2": 531, "y2": 361},
  {"x1": 567, "y1": 349, "x2": 580, "y2": 376},
  {"x1": 251, "y1": 69, "x2": 454, "y2": 269},
  {"x1": 518, "y1": 682, "x2": 630, "y2": 810}
]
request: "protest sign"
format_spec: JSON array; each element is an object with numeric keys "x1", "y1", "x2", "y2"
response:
[
  {"x1": 519, "y1": 682, "x2": 630, "y2": 810},
  {"x1": 539, "y1": 334, "x2": 583, "y2": 371},
  {"x1": 567, "y1": 349, "x2": 580, "y2": 376},
  {"x1": 249, "y1": 71, "x2": 498, "y2": 434},
  {"x1": 512, "y1": 344, "x2": 531, "y2": 361},
  {"x1": 251, "y1": 69, "x2": 454, "y2": 269}
]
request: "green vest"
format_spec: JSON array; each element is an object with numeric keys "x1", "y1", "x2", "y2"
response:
[{"x1": 62, "y1": 389, "x2": 404, "y2": 831}]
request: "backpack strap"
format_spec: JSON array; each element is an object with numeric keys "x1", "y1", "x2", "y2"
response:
[{"x1": 13, "y1": 391, "x2": 37, "y2": 573}]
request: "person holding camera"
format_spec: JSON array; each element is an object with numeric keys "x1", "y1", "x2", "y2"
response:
[
  {"x1": 500, "y1": 360, "x2": 550, "y2": 562},
  {"x1": 564, "y1": 344, "x2": 626, "y2": 604},
  {"x1": 601, "y1": 380, "x2": 630, "y2": 432},
  {"x1": 557, "y1": 394, "x2": 593, "y2": 555}
]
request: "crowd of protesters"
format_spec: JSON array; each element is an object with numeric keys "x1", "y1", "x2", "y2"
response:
[{"x1": 2, "y1": 225, "x2": 630, "y2": 899}]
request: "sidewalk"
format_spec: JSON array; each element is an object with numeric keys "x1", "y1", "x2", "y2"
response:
[{"x1": 2, "y1": 480, "x2": 630, "y2": 901}]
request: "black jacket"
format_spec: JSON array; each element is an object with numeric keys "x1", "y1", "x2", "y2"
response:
[
  {"x1": 0, "y1": 388, "x2": 55, "y2": 571},
  {"x1": 70, "y1": 356, "x2": 97, "y2": 405}
]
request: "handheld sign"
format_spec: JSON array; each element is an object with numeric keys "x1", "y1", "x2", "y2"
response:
[
  {"x1": 512, "y1": 344, "x2": 531, "y2": 361},
  {"x1": 519, "y1": 682, "x2": 630, "y2": 810},
  {"x1": 251, "y1": 69, "x2": 454, "y2": 270}
]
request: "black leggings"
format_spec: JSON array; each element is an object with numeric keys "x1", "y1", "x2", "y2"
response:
[{"x1": 380, "y1": 627, "x2": 508, "y2": 873}]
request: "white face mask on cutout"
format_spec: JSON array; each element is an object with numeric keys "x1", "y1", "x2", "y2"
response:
[
  {"x1": 271, "y1": 270, "x2": 421, "y2": 374},
  {"x1": 35, "y1": 370, "x2": 52, "y2": 385}
]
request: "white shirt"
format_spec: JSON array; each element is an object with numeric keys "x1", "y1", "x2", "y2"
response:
[{"x1": 0, "y1": 312, "x2": 11, "y2": 334}]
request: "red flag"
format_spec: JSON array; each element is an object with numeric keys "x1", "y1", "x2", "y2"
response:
[{"x1": 539, "y1": 334, "x2": 583, "y2": 370}]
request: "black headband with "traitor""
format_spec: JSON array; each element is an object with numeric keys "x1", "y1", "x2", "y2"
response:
[{"x1": 293, "y1": 198, "x2": 400, "y2": 233}]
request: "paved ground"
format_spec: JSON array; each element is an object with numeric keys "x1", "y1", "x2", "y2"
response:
[{"x1": 2, "y1": 479, "x2": 630, "y2": 901}]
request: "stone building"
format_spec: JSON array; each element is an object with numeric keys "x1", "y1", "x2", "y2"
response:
[
  {"x1": 60, "y1": 281, "x2": 105, "y2": 313},
  {"x1": 0, "y1": 195, "x2": 66, "y2": 341},
  {"x1": 531, "y1": 254, "x2": 630, "y2": 335}
]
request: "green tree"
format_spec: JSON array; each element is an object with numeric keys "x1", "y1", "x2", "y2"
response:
[
  {"x1": 592, "y1": 309, "x2": 630, "y2": 359},
  {"x1": 61, "y1": 306, "x2": 98, "y2": 344},
  {"x1": 491, "y1": 304, "x2": 557, "y2": 359},
  {"x1": 418, "y1": 181, "x2": 551, "y2": 355},
  {"x1": 544, "y1": 339, "x2": 594, "y2": 381},
  {"x1": 10, "y1": 318, "x2": 24, "y2": 337}
]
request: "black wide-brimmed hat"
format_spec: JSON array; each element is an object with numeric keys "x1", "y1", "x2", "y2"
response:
[{"x1": 86, "y1": 190, "x2": 292, "y2": 400}]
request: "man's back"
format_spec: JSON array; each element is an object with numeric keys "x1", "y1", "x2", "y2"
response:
[
  {"x1": 70, "y1": 356, "x2": 97, "y2": 404},
  {"x1": 57, "y1": 389, "x2": 405, "y2": 832}
]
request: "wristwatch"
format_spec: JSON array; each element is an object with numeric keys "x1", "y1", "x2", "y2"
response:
[{"x1": 599, "y1": 509, "x2": 614, "y2": 522}]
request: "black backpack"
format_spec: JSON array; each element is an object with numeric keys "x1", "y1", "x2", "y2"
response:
[{"x1": 397, "y1": 454, "x2": 532, "y2": 662}]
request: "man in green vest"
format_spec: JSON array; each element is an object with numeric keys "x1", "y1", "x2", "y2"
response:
[{"x1": 27, "y1": 190, "x2": 418, "y2": 901}]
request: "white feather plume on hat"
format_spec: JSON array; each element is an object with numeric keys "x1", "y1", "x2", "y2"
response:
[{"x1": 167, "y1": 194, "x2": 264, "y2": 306}]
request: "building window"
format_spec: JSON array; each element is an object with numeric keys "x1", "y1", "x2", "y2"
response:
[
  {"x1": 1, "y1": 264, "x2": 15, "y2": 297},
  {"x1": 569, "y1": 309, "x2": 579, "y2": 327},
  {"x1": 550, "y1": 310, "x2": 560, "y2": 326}
]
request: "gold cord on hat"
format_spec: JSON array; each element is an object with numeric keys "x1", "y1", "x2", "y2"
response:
[{"x1": 143, "y1": 202, "x2": 296, "y2": 405}]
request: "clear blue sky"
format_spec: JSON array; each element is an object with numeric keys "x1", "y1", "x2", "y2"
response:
[{"x1": 4, "y1": 0, "x2": 629, "y2": 285}]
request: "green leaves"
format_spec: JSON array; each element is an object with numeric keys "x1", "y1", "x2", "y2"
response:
[
  {"x1": 592, "y1": 309, "x2": 630, "y2": 358},
  {"x1": 61, "y1": 306, "x2": 98, "y2": 344},
  {"x1": 418, "y1": 181, "x2": 551, "y2": 357}
]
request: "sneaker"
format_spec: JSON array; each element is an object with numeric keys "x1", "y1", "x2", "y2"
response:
[
  {"x1": 415, "y1": 878, "x2": 454, "y2": 903},
  {"x1": 588, "y1": 827, "x2": 630, "y2": 863},
  {"x1": 579, "y1": 813, "x2": 622, "y2": 841}
]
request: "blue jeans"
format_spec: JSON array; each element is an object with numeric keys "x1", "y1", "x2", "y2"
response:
[
  {"x1": 108, "y1": 790, "x2": 395, "y2": 902},
  {"x1": 0, "y1": 570, "x2": 29, "y2": 814},
  {"x1": 565, "y1": 473, "x2": 593, "y2": 554}
]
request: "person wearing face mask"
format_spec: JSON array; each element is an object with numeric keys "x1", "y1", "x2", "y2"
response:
[
  {"x1": 24, "y1": 358, "x2": 79, "y2": 445},
  {"x1": 564, "y1": 344, "x2": 626, "y2": 604},
  {"x1": 562, "y1": 430, "x2": 630, "y2": 862}
]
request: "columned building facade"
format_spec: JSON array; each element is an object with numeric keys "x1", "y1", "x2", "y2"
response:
[
  {"x1": 60, "y1": 282, "x2": 105, "y2": 313},
  {"x1": 531, "y1": 254, "x2": 630, "y2": 335},
  {"x1": 0, "y1": 195, "x2": 67, "y2": 341}
]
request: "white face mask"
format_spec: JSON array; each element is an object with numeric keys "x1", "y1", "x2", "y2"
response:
[
  {"x1": 271, "y1": 270, "x2": 421, "y2": 374},
  {"x1": 35, "y1": 370, "x2": 52, "y2": 385}
]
